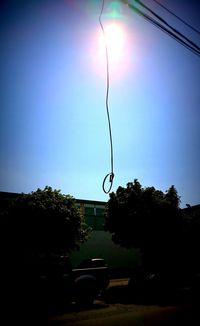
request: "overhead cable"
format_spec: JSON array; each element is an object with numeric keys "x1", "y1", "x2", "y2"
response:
[
  {"x1": 134, "y1": 0, "x2": 200, "y2": 52},
  {"x1": 151, "y1": 0, "x2": 200, "y2": 35},
  {"x1": 120, "y1": 1, "x2": 200, "y2": 57},
  {"x1": 99, "y1": 0, "x2": 115, "y2": 194}
]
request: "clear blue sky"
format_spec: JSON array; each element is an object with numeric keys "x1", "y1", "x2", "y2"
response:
[{"x1": 1, "y1": 0, "x2": 200, "y2": 207}]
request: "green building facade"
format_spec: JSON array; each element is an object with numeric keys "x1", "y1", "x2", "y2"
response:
[{"x1": 72, "y1": 198, "x2": 141, "y2": 276}]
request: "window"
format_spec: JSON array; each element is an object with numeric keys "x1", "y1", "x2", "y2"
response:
[{"x1": 84, "y1": 206, "x2": 95, "y2": 216}]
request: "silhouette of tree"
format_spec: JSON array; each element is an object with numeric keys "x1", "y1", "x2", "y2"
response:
[
  {"x1": 181, "y1": 205, "x2": 200, "y2": 276},
  {"x1": 1, "y1": 186, "x2": 91, "y2": 259},
  {"x1": 104, "y1": 179, "x2": 183, "y2": 274}
]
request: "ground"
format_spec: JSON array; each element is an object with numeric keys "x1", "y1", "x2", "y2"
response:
[{"x1": 47, "y1": 279, "x2": 198, "y2": 326}]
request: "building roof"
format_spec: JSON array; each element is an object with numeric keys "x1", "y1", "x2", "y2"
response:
[{"x1": 0, "y1": 191, "x2": 106, "y2": 206}]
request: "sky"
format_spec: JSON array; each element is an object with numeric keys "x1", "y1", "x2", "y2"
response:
[{"x1": 0, "y1": 0, "x2": 200, "y2": 207}]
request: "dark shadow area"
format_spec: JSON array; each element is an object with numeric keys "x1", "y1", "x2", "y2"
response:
[
  {"x1": 47, "y1": 300, "x2": 109, "y2": 317},
  {"x1": 102, "y1": 282, "x2": 197, "y2": 307},
  {"x1": 101, "y1": 281, "x2": 200, "y2": 326}
]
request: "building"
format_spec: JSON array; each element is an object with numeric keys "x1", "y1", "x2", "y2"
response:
[
  {"x1": 73, "y1": 198, "x2": 141, "y2": 275},
  {"x1": 76, "y1": 199, "x2": 106, "y2": 231}
]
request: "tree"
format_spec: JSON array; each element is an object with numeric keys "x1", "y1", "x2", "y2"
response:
[
  {"x1": 0, "y1": 188, "x2": 91, "y2": 320},
  {"x1": 104, "y1": 179, "x2": 183, "y2": 274},
  {"x1": 181, "y1": 205, "x2": 200, "y2": 275},
  {"x1": 1, "y1": 186, "x2": 91, "y2": 259}
]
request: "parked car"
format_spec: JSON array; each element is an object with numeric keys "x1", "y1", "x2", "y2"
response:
[
  {"x1": 25, "y1": 255, "x2": 110, "y2": 308},
  {"x1": 77, "y1": 258, "x2": 108, "y2": 269}
]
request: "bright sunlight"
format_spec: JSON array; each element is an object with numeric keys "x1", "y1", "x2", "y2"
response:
[
  {"x1": 99, "y1": 22, "x2": 126, "y2": 63},
  {"x1": 91, "y1": 21, "x2": 130, "y2": 79}
]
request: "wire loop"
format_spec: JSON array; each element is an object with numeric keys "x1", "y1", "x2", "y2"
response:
[{"x1": 102, "y1": 172, "x2": 115, "y2": 194}]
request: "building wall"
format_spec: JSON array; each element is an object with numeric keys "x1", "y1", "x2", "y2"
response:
[
  {"x1": 76, "y1": 199, "x2": 105, "y2": 230},
  {"x1": 73, "y1": 199, "x2": 142, "y2": 275},
  {"x1": 70, "y1": 230, "x2": 141, "y2": 276}
]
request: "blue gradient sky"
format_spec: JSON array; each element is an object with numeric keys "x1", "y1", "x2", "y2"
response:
[{"x1": 1, "y1": 0, "x2": 200, "y2": 207}]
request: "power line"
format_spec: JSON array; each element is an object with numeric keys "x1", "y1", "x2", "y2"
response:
[
  {"x1": 151, "y1": 0, "x2": 200, "y2": 35},
  {"x1": 120, "y1": 1, "x2": 200, "y2": 57},
  {"x1": 98, "y1": 0, "x2": 199, "y2": 194},
  {"x1": 134, "y1": 0, "x2": 200, "y2": 52},
  {"x1": 99, "y1": 0, "x2": 115, "y2": 194}
]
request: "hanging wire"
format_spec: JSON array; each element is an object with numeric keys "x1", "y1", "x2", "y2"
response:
[{"x1": 99, "y1": 0, "x2": 115, "y2": 194}]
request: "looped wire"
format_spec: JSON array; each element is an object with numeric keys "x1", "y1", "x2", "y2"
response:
[{"x1": 102, "y1": 172, "x2": 115, "y2": 194}]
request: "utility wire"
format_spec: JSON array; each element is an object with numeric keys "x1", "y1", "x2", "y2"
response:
[
  {"x1": 99, "y1": 0, "x2": 199, "y2": 193},
  {"x1": 99, "y1": 0, "x2": 115, "y2": 194},
  {"x1": 134, "y1": 0, "x2": 200, "y2": 52},
  {"x1": 120, "y1": 1, "x2": 200, "y2": 57},
  {"x1": 151, "y1": 0, "x2": 200, "y2": 35}
]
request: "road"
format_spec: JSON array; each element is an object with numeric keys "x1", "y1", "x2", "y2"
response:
[
  {"x1": 48, "y1": 301, "x2": 195, "y2": 326},
  {"x1": 48, "y1": 279, "x2": 197, "y2": 326}
]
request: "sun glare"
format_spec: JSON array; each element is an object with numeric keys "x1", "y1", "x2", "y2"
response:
[
  {"x1": 91, "y1": 21, "x2": 129, "y2": 78},
  {"x1": 100, "y1": 23, "x2": 126, "y2": 63}
]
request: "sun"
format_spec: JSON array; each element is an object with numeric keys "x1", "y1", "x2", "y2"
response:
[
  {"x1": 99, "y1": 22, "x2": 126, "y2": 63},
  {"x1": 90, "y1": 21, "x2": 130, "y2": 78}
]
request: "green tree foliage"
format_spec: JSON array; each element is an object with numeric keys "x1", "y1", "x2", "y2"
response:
[
  {"x1": 1, "y1": 186, "x2": 91, "y2": 258},
  {"x1": 104, "y1": 179, "x2": 183, "y2": 273}
]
